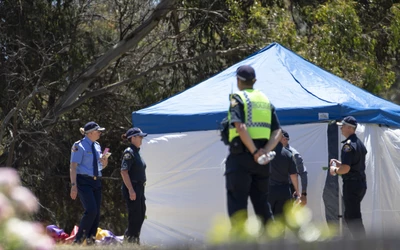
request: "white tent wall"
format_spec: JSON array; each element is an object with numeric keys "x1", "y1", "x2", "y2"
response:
[
  {"x1": 136, "y1": 123, "x2": 400, "y2": 245},
  {"x1": 138, "y1": 123, "x2": 329, "y2": 246},
  {"x1": 137, "y1": 123, "x2": 400, "y2": 246},
  {"x1": 354, "y1": 124, "x2": 400, "y2": 236}
]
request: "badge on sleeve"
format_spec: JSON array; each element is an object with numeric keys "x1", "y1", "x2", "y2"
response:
[
  {"x1": 71, "y1": 145, "x2": 79, "y2": 152},
  {"x1": 343, "y1": 144, "x2": 352, "y2": 152},
  {"x1": 123, "y1": 153, "x2": 132, "y2": 160},
  {"x1": 230, "y1": 98, "x2": 238, "y2": 107}
]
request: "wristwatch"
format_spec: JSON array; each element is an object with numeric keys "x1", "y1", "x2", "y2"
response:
[
  {"x1": 71, "y1": 183, "x2": 76, "y2": 187},
  {"x1": 302, "y1": 192, "x2": 307, "y2": 196},
  {"x1": 252, "y1": 148, "x2": 259, "y2": 155}
]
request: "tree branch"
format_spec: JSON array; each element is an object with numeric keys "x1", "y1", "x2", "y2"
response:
[
  {"x1": 55, "y1": 46, "x2": 252, "y2": 115},
  {"x1": 48, "y1": 0, "x2": 178, "y2": 122}
]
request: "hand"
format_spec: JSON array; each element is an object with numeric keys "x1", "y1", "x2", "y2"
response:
[
  {"x1": 300, "y1": 196, "x2": 307, "y2": 206},
  {"x1": 100, "y1": 157, "x2": 108, "y2": 169},
  {"x1": 253, "y1": 148, "x2": 267, "y2": 164},
  {"x1": 70, "y1": 186, "x2": 78, "y2": 200},
  {"x1": 129, "y1": 189, "x2": 136, "y2": 201},
  {"x1": 329, "y1": 159, "x2": 341, "y2": 166},
  {"x1": 330, "y1": 166, "x2": 338, "y2": 176},
  {"x1": 293, "y1": 193, "x2": 302, "y2": 205},
  {"x1": 292, "y1": 191, "x2": 301, "y2": 199}
]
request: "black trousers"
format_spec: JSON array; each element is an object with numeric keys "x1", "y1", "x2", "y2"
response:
[
  {"x1": 122, "y1": 182, "x2": 146, "y2": 238},
  {"x1": 75, "y1": 175, "x2": 102, "y2": 241},
  {"x1": 268, "y1": 184, "x2": 291, "y2": 218},
  {"x1": 343, "y1": 180, "x2": 367, "y2": 238},
  {"x1": 225, "y1": 153, "x2": 273, "y2": 225}
]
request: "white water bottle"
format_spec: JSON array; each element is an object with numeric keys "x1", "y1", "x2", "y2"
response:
[
  {"x1": 257, "y1": 151, "x2": 276, "y2": 165},
  {"x1": 331, "y1": 161, "x2": 337, "y2": 176}
]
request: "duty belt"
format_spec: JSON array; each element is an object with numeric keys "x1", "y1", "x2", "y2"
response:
[
  {"x1": 78, "y1": 174, "x2": 101, "y2": 180},
  {"x1": 133, "y1": 181, "x2": 146, "y2": 186},
  {"x1": 343, "y1": 177, "x2": 366, "y2": 182}
]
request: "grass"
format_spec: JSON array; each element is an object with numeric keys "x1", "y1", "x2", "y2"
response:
[{"x1": 55, "y1": 244, "x2": 155, "y2": 249}]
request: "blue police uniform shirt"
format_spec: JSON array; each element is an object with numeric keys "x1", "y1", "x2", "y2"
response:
[
  {"x1": 121, "y1": 145, "x2": 146, "y2": 183},
  {"x1": 270, "y1": 143, "x2": 297, "y2": 185},
  {"x1": 340, "y1": 133, "x2": 367, "y2": 181},
  {"x1": 70, "y1": 136, "x2": 102, "y2": 177}
]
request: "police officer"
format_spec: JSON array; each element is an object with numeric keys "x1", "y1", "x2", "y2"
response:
[
  {"x1": 225, "y1": 65, "x2": 282, "y2": 228},
  {"x1": 330, "y1": 116, "x2": 367, "y2": 238},
  {"x1": 281, "y1": 130, "x2": 308, "y2": 205},
  {"x1": 268, "y1": 140, "x2": 299, "y2": 218},
  {"x1": 70, "y1": 121, "x2": 108, "y2": 244},
  {"x1": 120, "y1": 127, "x2": 148, "y2": 245}
]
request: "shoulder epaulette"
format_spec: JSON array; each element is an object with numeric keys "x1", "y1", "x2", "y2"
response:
[
  {"x1": 71, "y1": 140, "x2": 81, "y2": 152},
  {"x1": 123, "y1": 147, "x2": 134, "y2": 160},
  {"x1": 124, "y1": 147, "x2": 134, "y2": 154}
]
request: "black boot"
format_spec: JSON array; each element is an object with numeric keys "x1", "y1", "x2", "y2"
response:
[
  {"x1": 72, "y1": 238, "x2": 82, "y2": 245},
  {"x1": 126, "y1": 236, "x2": 140, "y2": 245},
  {"x1": 85, "y1": 236, "x2": 96, "y2": 246}
]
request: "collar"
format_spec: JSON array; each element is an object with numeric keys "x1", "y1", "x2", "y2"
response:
[
  {"x1": 341, "y1": 133, "x2": 356, "y2": 143},
  {"x1": 130, "y1": 144, "x2": 140, "y2": 152},
  {"x1": 83, "y1": 136, "x2": 95, "y2": 145}
]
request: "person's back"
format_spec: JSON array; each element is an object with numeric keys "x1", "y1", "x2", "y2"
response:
[
  {"x1": 224, "y1": 65, "x2": 283, "y2": 232},
  {"x1": 280, "y1": 130, "x2": 308, "y2": 204},
  {"x1": 270, "y1": 143, "x2": 296, "y2": 185},
  {"x1": 268, "y1": 142, "x2": 299, "y2": 217}
]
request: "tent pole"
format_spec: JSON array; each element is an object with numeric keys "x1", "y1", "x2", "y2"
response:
[{"x1": 338, "y1": 126, "x2": 343, "y2": 236}]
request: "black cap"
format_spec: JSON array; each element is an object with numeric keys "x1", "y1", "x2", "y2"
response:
[
  {"x1": 282, "y1": 130, "x2": 289, "y2": 139},
  {"x1": 336, "y1": 116, "x2": 357, "y2": 128},
  {"x1": 236, "y1": 65, "x2": 256, "y2": 81},
  {"x1": 84, "y1": 121, "x2": 105, "y2": 133},
  {"x1": 126, "y1": 127, "x2": 148, "y2": 139}
]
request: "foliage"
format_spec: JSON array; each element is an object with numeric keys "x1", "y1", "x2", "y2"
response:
[
  {"x1": 1, "y1": 0, "x2": 400, "y2": 238},
  {"x1": 207, "y1": 202, "x2": 337, "y2": 244}
]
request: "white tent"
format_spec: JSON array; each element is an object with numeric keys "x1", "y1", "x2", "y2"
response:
[{"x1": 132, "y1": 43, "x2": 400, "y2": 246}]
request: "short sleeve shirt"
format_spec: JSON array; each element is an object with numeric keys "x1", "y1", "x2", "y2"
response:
[
  {"x1": 121, "y1": 145, "x2": 146, "y2": 183},
  {"x1": 270, "y1": 143, "x2": 297, "y2": 185},
  {"x1": 340, "y1": 133, "x2": 367, "y2": 180},
  {"x1": 70, "y1": 136, "x2": 102, "y2": 176}
]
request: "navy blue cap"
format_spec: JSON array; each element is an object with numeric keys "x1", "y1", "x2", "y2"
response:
[
  {"x1": 282, "y1": 130, "x2": 289, "y2": 139},
  {"x1": 236, "y1": 65, "x2": 256, "y2": 81},
  {"x1": 84, "y1": 121, "x2": 105, "y2": 133},
  {"x1": 126, "y1": 127, "x2": 148, "y2": 139},
  {"x1": 337, "y1": 116, "x2": 357, "y2": 128}
]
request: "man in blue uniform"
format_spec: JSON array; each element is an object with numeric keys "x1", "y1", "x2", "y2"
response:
[
  {"x1": 330, "y1": 116, "x2": 367, "y2": 238},
  {"x1": 268, "y1": 140, "x2": 300, "y2": 218},
  {"x1": 225, "y1": 65, "x2": 282, "y2": 231},
  {"x1": 70, "y1": 121, "x2": 108, "y2": 244},
  {"x1": 281, "y1": 130, "x2": 308, "y2": 205}
]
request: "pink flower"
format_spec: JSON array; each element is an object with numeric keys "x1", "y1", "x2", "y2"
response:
[
  {"x1": 5, "y1": 218, "x2": 55, "y2": 250},
  {"x1": 10, "y1": 186, "x2": 39, "y2": 214},
  {"x1": 0, "y1": 193, "x2": 15, "y2": 222},
  {"x1": 0, "y1": 168, "x2": 21, "y2": 195}
]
